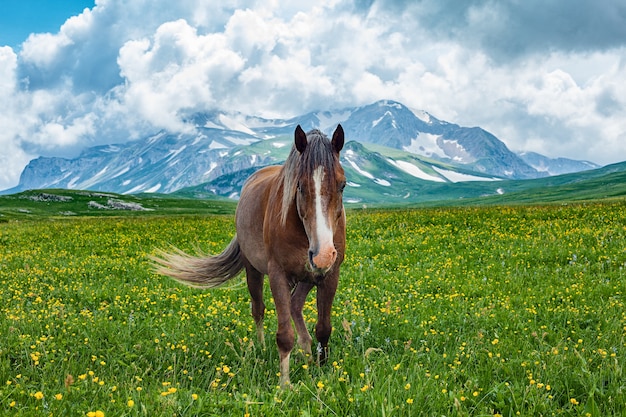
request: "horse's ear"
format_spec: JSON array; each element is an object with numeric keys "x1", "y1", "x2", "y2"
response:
[
  {"x1": 295, "y1": 125, "x2": 307, "y2": 153},
  {"x1": 332, "y1": 124, "x2": 344, "y2": 154}
]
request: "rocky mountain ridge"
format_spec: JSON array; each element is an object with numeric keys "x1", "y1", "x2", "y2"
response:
[{"x1": 3, "y1": 100, "x2": 600, "y2": 199}]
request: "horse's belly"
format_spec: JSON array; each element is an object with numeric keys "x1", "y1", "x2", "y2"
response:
[
  {"x1": 235, "y1": 167, "x2": 278, "y2": 275},
  {"x1": 238, "y1": 233, "x2": 268, "y2": 275}
]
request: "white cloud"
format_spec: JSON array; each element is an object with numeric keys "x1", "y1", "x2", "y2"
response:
[
  {"x1": 0, "y1": 46, "x2": 17, "y2": 95},
  {"x1": 0, "y1": 48, "x2": 36, "y2": 190},
  {"x1": 1, "y1": 0, "x2": 626, "y2": 191},
  {"x1": 115, "y1": 19, "x2": 248, "y2": 131},
  {"x1": 20, "y1": 32, "x2": 74, "y2": 68},
  {"x1": 34, "y1": 113, "x2": 97, "y2": 148}
]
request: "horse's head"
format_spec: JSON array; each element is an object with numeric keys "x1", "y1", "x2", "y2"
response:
[{"x1": 293, "y1": 124, "x2": 346, "y2": 274}]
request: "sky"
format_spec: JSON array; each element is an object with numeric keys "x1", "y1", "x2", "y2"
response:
[
  {"x1": 0, "y1": 0, "x2": 95, "y2": 48},
  {"x1": 0, "y1": 0, "x2": 625, "y2": 191}
]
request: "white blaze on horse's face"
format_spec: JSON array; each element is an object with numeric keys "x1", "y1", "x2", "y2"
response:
[
  {"x1": 309, "y1": 165, "x2": 337, "y2": 272},
  {"x1": 297, "y1": 163, "x2": 340, "y2": 274},
  {"x1": 293, "y1": 124, "x2": 345, "y2": 275}
]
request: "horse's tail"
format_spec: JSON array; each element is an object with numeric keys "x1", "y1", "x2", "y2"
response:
[{"x1": 151, "y1": 236, "x2": 244, "y2": 289}]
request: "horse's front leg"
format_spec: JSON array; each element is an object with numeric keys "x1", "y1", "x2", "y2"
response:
[
  {"x1": 315, "y1": 271, "x2": 339, "y2": 365},
  {"x1": 268, "y1": 266, "x2": 294, "y2": 388},
  {"x1": 291, "y1": 282, "x2": 314, "y2": 360}
]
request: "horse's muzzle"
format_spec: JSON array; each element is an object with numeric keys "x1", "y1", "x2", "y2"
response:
[{"x1": 308, "y1": 246, "x2": 337, "y2": 274}]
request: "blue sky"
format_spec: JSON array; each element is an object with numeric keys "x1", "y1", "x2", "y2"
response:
[
  {"x1": 0, "y1": 0, "x2": 625, "y2": 191},
  {"x1": 0, "y1": 0, "x2": 95, "y2": 48}
]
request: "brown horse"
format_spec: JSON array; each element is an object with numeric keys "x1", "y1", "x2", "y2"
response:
[{"x1": 153, "y1": 125, "x2": 346, "y2": 387}]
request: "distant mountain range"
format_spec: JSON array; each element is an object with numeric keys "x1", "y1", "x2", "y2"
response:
[{"x1": 3, "y1": 100, "x2": 601, "y2": 204}]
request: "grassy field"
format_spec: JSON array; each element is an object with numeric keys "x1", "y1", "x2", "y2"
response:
[{"x1": 1, "y1": 201, "x2": 625, "y2": 416}]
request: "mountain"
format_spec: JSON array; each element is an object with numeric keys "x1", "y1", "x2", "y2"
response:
[
  {"x1": 335, "y1": 100, "x2": 541, "y2": 180},
  {"x1": 3, "y1": 100, "x2": 600, "y2": 199},
  {"x1": 517, "y1": 151, "x2": 600, "y2": 175},
  {"x1": 174, "y1": 140, "x2": 503, "y2": 204},
  {"x1": 12, "y1": 128, "x2": 270, "y2": 195}
]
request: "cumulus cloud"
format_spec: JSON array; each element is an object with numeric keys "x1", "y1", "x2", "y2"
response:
[
  {"x1": 116, "y1": 19, "x2": 246, "y2": 131},
  {"x1": 0, "y1": 0, "x2": 625, "y2": 190}
]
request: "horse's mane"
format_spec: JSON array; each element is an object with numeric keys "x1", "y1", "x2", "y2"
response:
[{"x1": 280, "y1": 129, "x2": 337, "y2": 225}]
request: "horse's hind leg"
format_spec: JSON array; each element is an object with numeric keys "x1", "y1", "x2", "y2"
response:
[
  {"x1": 291, "y1": 282, "x2": 314, "y2": 360},
  {"x1": 245, "y1": 266, "x2": 265, "y2": 346}
]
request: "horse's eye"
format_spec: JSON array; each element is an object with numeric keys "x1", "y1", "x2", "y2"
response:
[{"x1": 339, "y1": 181, "x2": 346, "y2": 193}]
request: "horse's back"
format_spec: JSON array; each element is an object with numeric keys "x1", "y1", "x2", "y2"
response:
[{"x1": 235, "y1": 166, "x2": 281, "y2": 274}]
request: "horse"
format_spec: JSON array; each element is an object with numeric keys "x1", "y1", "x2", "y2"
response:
[{"x1": 152, "y1": 124, "x2": 346, "y2": 388}]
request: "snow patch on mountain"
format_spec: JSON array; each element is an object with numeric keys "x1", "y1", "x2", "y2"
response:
[
  {"x1": 204, "y1": 162, "x2": 218, "y2": 176},
  {"x1": 147, "y1": 131, "x2": 167, "y2": 144},
  {"x1": 403, "y1": 133, "x2": 447, "y2": 159},
  {"x1": 67, "y1": 175, "x2": 80, "y2": 189},
  {"x1": 344, "y1": 150, "x2": 374, "y2": 179},
  {"x1": 112, "y1": 167, "x2": 130, "y2": 179},
  {"x1": 167, "y1": 145, "x2": 187, "y2": 160},
  {"x1": 218, "y1": 114, "x2": 257, "y2": 136},
  {"x1": 127, "y1": 183, "x2": 150, "y2": 194},
  {"x1": 209, "y1": 140, "x2": 228, "y2": 149},
  {"x1": 203, "y1": 121, "x2": 222, "y2": 129},
  {"x1": 102, "y1": 145, "x2": 121, "y2": 153},
  {"x1": 380, "y1": 100, "x2": 402, "y2": 110},
  {"x1": 387, "y1": 159, "x2": 445, "y2": 182},
  {"x1": 224, "y1": 136, "x2": 256, "y2": 146},
  {"x1": 145, "y1": 183, "x2": 162, "y2": 193},
  {"x1": 440, "y1": 140, "x2": 474, "y2": 163},
  {"x1": 432, "y1": 167, "x2": 500, "y2": 183},
  {"x1": 410, "y1": 108, "x2": 432, "y2": 124},
  {"x1": 244, "y1": 116, "x2": 289, "y2": 128},
  {"x1": 372, "y1": 111, "x2": 393, "y2": 128}
]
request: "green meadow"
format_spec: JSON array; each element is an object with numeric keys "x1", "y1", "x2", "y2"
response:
[{"x1": 1, "y1": 200, "x2": 625, "y2": 416}]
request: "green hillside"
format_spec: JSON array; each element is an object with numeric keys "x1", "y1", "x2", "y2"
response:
[{"x1": 0, "y1": 189, "x2": 236, "y2": 221}]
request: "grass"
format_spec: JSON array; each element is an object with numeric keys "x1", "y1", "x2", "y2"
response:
[{"x1": 1, "y1": 201, "x2": 625, "y2": 416}]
